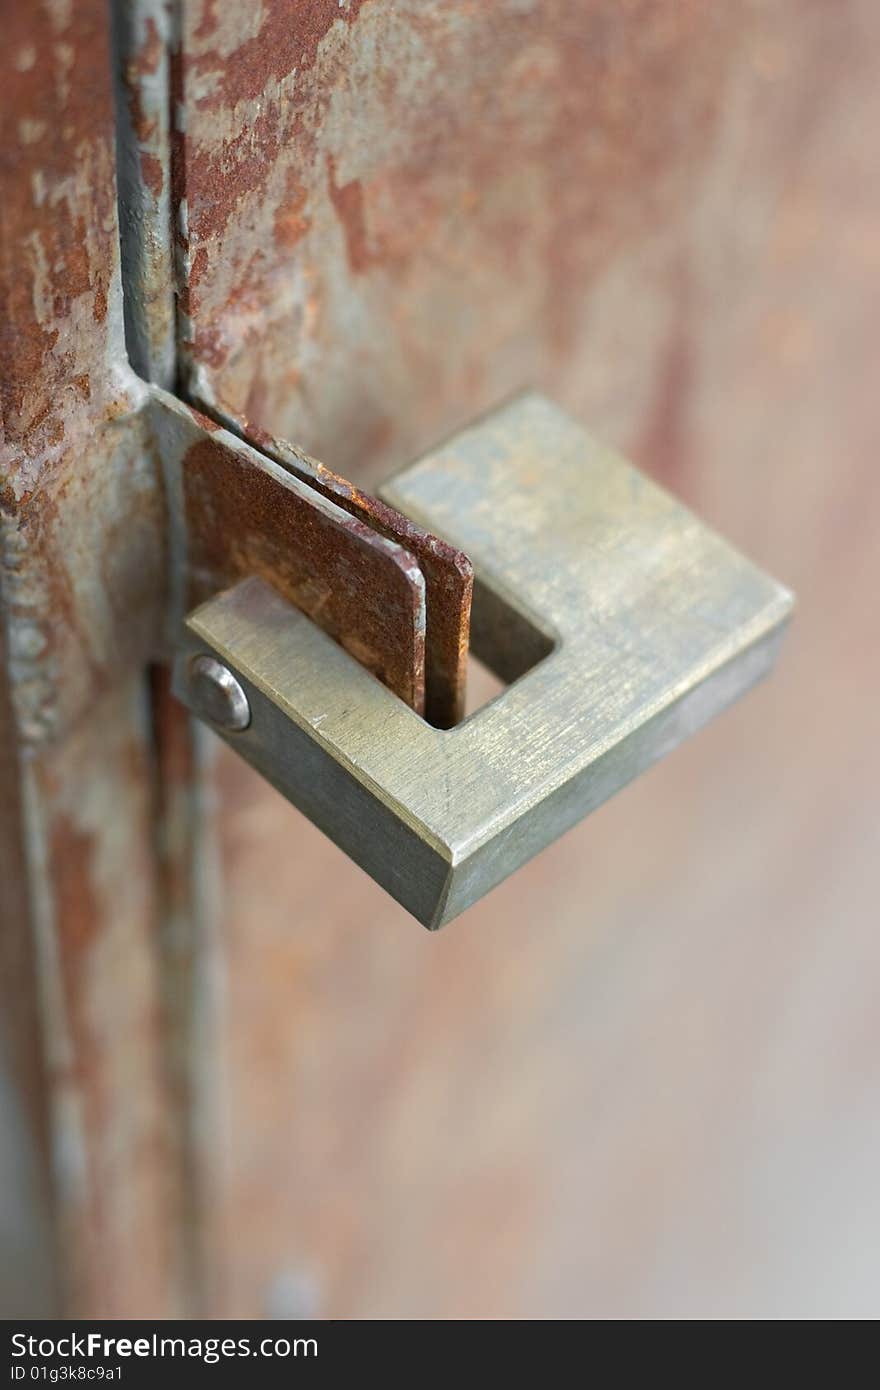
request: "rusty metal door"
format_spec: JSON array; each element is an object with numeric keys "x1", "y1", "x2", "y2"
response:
[{"x1": 2, "y1": 0, "x2": 879, "y2": 1318}]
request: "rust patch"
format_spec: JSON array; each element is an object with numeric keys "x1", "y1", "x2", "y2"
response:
[
  {"x1": 326, "y1": 155, "x2": 373, "y2": 274},
  {"x1": 92, "y1": 284, "x2": 108, "y2": 324},
  {"x1": 182, "y1": 432, "x2": 427, "y2": 713},
  {"x1": 179, "y1": 108, "x2": 284, "y2": 247},
  {"x1": 133, "y1": 16, "x2": 162, "y2": 77},
  {"x1": 194, "y1": 0, "x2": 221, "y2": 43},
  {"x1": 0, "y1": 2, "x2": 117, "y2": 458},
  {"x1": 173, "y1": 1, "x2": 372, "y2": 282},
  {"x1": 51, "y1": 816, "x2": 101, "y2": 975},
  {"x1": 273, "y1": 172, "x2": 311, "y2": 250},
  {"x1": 189, "y1": 246, "x2": 210, "y2": 290},
  {"x1": 124, "y1": 31, "x2": 160, "y2": 147},
  {"x1": 140, "y1": 152, "x2": 164, "y2": 200},
  {"x1": 190, "y1": 0, "x2": 371, "y2": 110}
]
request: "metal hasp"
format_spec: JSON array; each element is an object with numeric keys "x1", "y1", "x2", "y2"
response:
[
  {"x1": 150, "y1": 388, "x2": 472, "y2": 726},
  {"x1": 173, "y1": 394, "x2": 794, "y2": 929}
]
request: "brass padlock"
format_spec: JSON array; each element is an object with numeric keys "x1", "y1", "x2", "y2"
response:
[{"x1": 173, "y1": 394, "x2": 793, "y2": 928}]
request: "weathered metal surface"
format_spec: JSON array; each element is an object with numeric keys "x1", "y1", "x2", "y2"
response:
[
  {"x1": 21, "y1": 679, "x2": 174, "y2": 1317},
  {"x1": 0, "y1": 0, "x2": 178, "y2": 1317},
  {"x1": 0, "y1": 618, "x2": 51, "y2": 1264},
  {"x1": 0, "y1": 6, "x2": 166, "y2": 747},
  {"x1": 2, "y1": 0, "x2": 871, "y2": 1326},
  {"x1": 0, "y1": 0, "x2": 478, "y2": 1311},
  {"x1": 111, "y1": 0, "x2": 176, "y2": 387},
  {"x1": 171, "y1": 0, "x2": 880, "y2": 1320},
  {"x1": 173, "y1": 1, "x2": 745, "y2": 481},
  {"x1": 148, "y1": 667, "x2": 224, "y2": 1317},
  {"x1": 175, "y1": 395, "x2": 793, "y2": 928},
  {"x1": 216, "y1": 409, "x2": 473, "y2": 727},
  {"x1": 151, "y1": 392, "x2": 429, "y2": 714}
]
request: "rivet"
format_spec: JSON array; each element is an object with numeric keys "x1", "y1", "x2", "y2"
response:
[{"x1": 187, "y1": 653, "x2": 251, "y2": 732}]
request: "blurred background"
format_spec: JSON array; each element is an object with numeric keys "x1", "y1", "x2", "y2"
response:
[{"x1": 2, "y1": 0, "x2": 879, "y2": 1318}]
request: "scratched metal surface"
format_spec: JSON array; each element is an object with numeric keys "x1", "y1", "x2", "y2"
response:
[{"x1": 200, "y1": 0, "x2": 880, "y2": 1317}]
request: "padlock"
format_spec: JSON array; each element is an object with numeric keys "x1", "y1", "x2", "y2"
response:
[{"x1": 173, "y1": 393, "x2": 793, "y2": 928}]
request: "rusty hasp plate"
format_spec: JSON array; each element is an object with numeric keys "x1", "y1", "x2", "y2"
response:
[
  {"x1": 210, "y1": 403, "x2": 473, "y2": 729},
  {"x1": 149, "y1": 392, "x2": 428, "y2": 714}
]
